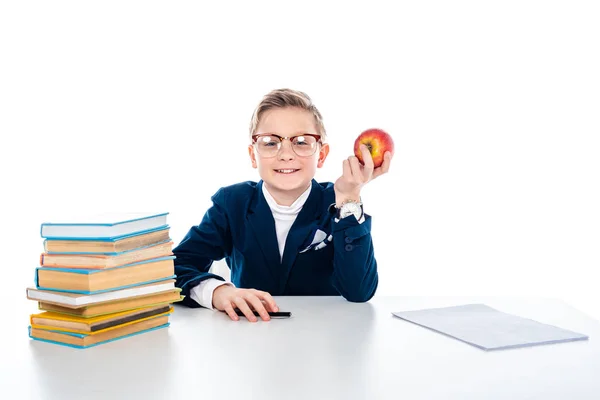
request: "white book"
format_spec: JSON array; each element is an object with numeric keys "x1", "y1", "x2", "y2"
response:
[
  {"x1": 26, "y1": 279, "x2": 176, "y2": 307},
  {"x1": 40, "y1": 212, "x2": 169, "y2": 239}
]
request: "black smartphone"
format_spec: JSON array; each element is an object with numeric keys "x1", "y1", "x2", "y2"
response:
[{"x1": 234, "y1": 310, "x2": 291, "y2": 318}]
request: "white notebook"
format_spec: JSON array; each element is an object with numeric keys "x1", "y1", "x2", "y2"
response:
[
  {"x1": 392, "y1": 303, "x2": 589, "y2": 351},
  {"x1": 26, "y1": 279, "x2": 177, "y2": 307}
]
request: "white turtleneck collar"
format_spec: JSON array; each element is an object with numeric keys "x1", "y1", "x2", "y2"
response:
[
  {"x1": 261, "y1": 182, "x2": 312, "y2": 260},
  {"x1": 262, "y1": 183, "x2": 312, "y2": 220}
]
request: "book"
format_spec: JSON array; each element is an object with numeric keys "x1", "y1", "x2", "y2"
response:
[
  {"x1": 35, "y1": 256, "x2": 175, "y2": 294},
  {"x1": 38, "y1": 291, "x2": 183, "y2": 318},
  {"x1": 29, "y1": 315, "x2": 170, "y2": 348},
  {"x1": 40, "y1": 212, "x2": 169, "y2": 239},
  {"x1": 26, "y1": 279, "x2": 178, "y2": 307},
  {"x1": 30, "y1": 305, "x2": 173, "y2": 334},
  {"x1": 43, "y1": 227, "x2": 171, "y2": 254},
  {"x1": 40, "y1": 241, "x2": 174, "y2": 269}
]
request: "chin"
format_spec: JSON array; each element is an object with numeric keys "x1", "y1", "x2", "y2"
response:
[
  {"x1": 268, "y1": 173, "x2": 310, "y2": 191},
  {"x1": 270, "y1": 179, "x2": 305, "y2": 192}
]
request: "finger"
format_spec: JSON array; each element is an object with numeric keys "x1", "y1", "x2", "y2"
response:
[
  {"x1": 373, "y1": 151, "x2": 392, "y2": 179},
  {"x1": 381, "y1": 151, "x2": 392, "y2": 170},
  {"x1": 342, "y1": 159, "x2": 352, "y2": 179},
  {"x1": 359, "y1": 145, "x2": 374, "y2": 181},
  {"x1": 223, "y1": 303, "x2": 240, "y2": 321},
  {"x1": 348, "y1": 156, "x2": 364, "y2": 183},
  {"x1": 253, "y1": 290, "x2": 279, "y2": 312},
  {"x1": 360, "y1": 144, "x2": 375, "y2": 172},
  {"x1": 234, "y1": 297, "x2": 257, "y2": 322},
  {"x1": 245, "y1": 294, "x2": 271, "y2": 321}
]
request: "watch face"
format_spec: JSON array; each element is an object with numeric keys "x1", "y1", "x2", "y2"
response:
[
  {"x1": 343, "y1": 203, "x2": 361, "y2": 212},
  {"x1": 341, "y1": 203, "x2": 362, "y2": 219}
]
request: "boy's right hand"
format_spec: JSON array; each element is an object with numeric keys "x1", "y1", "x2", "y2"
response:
[{"x1": 212, "y1": 285, "x2": 279, "y2": 322}]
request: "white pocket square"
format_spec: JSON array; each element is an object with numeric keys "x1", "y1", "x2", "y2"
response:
[
  {"x1": 299, "y1": 229, "x2": 329, "y2": 253},
  {"x1": 310, "y1": 229, "x2": 328, "y2": 245}
]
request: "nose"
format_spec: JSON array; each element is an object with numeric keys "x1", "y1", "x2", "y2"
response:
[{"x1": 277, "y1": 139, "x2": 295, "y2": 161}]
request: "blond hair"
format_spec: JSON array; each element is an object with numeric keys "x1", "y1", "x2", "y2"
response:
[{"x1": 249, "y1": 88, "x2": 327, "y2": 143}]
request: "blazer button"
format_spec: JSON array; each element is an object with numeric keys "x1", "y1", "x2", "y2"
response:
[
  {"x1": 345, "y1": 237, "x2": 353, "y2": 244},
  {"x1": 345, "y1": 244, "x2": 354, "y2": 252}
]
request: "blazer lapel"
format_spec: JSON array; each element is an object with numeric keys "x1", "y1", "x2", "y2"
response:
[
  {"x1": 247, "y1": 181, "x2": 282, "y2": 284},
  {"x1": 279, "y1": 180, "x2": 323, "y2": 292}
]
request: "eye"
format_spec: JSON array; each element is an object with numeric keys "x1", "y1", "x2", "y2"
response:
[
  {"x1": 258, "y1": 136, "x2": 278, "y2": 146},
  {"x1": 293, "y1": 136, "x2": 315, "y2": 146}
]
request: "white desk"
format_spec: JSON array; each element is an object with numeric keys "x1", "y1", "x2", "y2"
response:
[{"x1": 2, "y1": 296, "x2": 599, "y2": 400}]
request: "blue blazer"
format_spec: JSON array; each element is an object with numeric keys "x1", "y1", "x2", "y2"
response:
[{"x1": 173, "y1": 179, "x2": 378, "y2": 307}]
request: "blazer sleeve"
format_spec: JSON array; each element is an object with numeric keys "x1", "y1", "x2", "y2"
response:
[
  {"x1": 173, "y1": 189, "x2": 233, "y2": 307},
  {"x1": 330, "y1": 212, "x2": 378, "y2": 302}
]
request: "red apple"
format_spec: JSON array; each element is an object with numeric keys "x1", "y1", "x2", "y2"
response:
[{"x1": 354, "y1": 128, "x2": 394, "y2": 168}]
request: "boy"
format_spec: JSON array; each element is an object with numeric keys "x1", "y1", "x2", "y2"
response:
[{"x1": 173, "y1": 88, "x2": 392, "y2": 322}]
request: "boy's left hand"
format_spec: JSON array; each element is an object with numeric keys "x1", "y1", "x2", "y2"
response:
[{"x1": 334, "y1": 144, "x2": 392, "y2": 207}]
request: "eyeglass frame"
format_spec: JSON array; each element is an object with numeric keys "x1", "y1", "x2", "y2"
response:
[{"x1": 251, "y1": 133, "x2": 323, "y2": 158}]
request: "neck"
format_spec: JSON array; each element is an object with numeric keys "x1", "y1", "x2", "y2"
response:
[{"x1": 263, "y1": 182, "x2": 311, "y2": 206}]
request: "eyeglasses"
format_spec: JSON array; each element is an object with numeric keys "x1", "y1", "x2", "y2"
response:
[{"x1": 251, "y1": 134, "x2": 322, "y2": 158}]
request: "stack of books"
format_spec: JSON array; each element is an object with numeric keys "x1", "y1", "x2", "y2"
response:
[{"x1": 26, "y1": 212, "x2": 183, "y2": 348}]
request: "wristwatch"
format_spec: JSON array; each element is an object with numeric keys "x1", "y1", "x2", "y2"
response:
[{"x1": 338, "y1": 199, "x2": 363, "y2": 220}]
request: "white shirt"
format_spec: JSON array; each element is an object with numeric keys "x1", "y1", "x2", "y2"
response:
[{"x1": 189, "y1": 184, "x2": 312, "y2": 309}]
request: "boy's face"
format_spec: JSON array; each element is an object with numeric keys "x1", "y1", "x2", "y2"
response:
[{"x1": 248, "y1": 107, "x2": 329, "y2": 198}]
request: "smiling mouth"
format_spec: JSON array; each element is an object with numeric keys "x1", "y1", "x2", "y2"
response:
[{"x1": 274, "y1": 169, "x2": 300, "y2": 174}]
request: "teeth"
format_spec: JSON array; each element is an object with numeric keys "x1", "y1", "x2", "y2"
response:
[{"x1": 276, "y1": 169, "x2": 296, "y2": 174}]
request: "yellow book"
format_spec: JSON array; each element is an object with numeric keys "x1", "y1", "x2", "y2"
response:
[
  {"x1": 29, "y1": 316, "x2": 170, "y2": 348},
  {"x1": 40, "y1": 241, "x2": 174, "y2": 269},
  {"x1": 38, "y1": 292, "x2": 183, "y2": 318},
  {"x1": 35, "y1": 256, "x2": 175, "y2": 293},
  {"x1": 43, "y1": 227, "x2": 171, "y2": 253},
  {"x1": 30, "y1": 305, "x2": 173, "y2": 335}
]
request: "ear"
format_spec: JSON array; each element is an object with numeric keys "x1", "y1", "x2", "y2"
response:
[
  {"x1": 317, "y1": 143, "x2": 330, "y2": 168},
  {"x1": 248, "y1": 145, "x2": 258, "y2": 168}
]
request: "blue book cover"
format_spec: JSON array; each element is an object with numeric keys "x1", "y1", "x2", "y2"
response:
[
  {"x1": 43, "y1": 226, "x2": 171, "y2": 245},
  {"x1": 40, "y1": 212, "x2": 169, "y2": 239}
]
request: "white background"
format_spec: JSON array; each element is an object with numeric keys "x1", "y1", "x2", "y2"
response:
[{"x1": 1, "y1": 1, "x2": 599, "y2": 320}]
